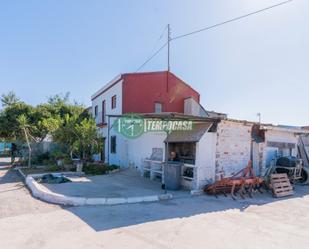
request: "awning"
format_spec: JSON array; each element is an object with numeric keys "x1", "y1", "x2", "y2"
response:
[{"x1": 165, "y1": 122, "x2": 213, "y2": 143}]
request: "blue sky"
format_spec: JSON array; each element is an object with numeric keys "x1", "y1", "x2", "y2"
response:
[{"x1": 0, "y1": 0, "x2": 308, "y2": 126}]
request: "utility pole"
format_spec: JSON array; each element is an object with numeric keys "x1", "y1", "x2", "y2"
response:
[
  {"x1": 167, "y1": 24, "x2": 171, "y2": 72},
  {"x1": 166, "y1": 24, "x2": 171, "y2": 92}
]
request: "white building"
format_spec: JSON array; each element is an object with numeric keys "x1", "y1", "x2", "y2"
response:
[
  {"x1": 91, "y1": 71, "x2": 221, "y2": 165},
  {"x1": 90, "y1": 72, "x2": 309, "y2": 190}
]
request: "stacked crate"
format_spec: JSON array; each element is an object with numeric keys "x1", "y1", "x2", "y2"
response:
[{"x1": 270, "y1": 173, "x2": 293, "y2": 198}]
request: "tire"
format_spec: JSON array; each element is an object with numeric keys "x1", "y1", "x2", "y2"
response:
[{"x1": 300, "y1": 167, "x2": 309, "y2": 185}]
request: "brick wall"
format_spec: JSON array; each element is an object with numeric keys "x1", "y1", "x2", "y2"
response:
[{"x1": 215, "y1": 120, "x2": 253, "y2": 180}]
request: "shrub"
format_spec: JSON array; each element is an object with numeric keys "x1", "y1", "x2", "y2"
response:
[
  {"x1": 50, "y1": 149, "x2": 67, "y2": 160},
  {"x1": 46, "y1": 164, "x2": 61, "y2": 172},
  {"x1": 63, "y1": 157, "x2": 73, "y2": 165},
  {"x1": 35, "y1": 152, "x2": 51, "y2": 164},
  {"x1": 83, "y1": 163, "x2": 119, "y2": 175}
]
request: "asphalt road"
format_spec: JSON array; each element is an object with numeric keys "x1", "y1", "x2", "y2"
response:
[{"x1": 1, "y1": 164, "x2": 309, "y2": 249}]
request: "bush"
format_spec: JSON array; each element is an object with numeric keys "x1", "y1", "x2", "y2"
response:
[
  {"x1": 63, "y1": 157, "x2": 73, "y2": 165},
  {"x1": 83, "y1": 162, "x2": 119, "y2": 175},
  {"x1": 50, "y1": 150, "x2": 67, "y2": 160},
  {"x1": 46, "y1": 164, "x2": 61, "y2": 172},
  {"x1": 35, "y1": 152, "x2": 51, "y2": 164}
]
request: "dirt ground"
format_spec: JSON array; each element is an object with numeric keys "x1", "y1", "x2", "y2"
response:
[
  {"x1": 1, "y1": 161, "x2": 309, "y2": 249},
  {"x1": 0, "y1": 168, "x2": 60, "y2": 219}
]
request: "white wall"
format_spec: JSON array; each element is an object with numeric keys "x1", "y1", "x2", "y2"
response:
[
  {"x1": 127, "y1": 132, "x2": 166, "y2": 170},
  {"x1": 184, "y1": 97, "x2": 207, "y2": 117},
  {"x1": 92, "y1": 79, "x2": 123, "y2": 124},
  {"x1": 92, "y1": 80, "x2": 123, "y2": 162},
  {"x1": 102, "y1": 114, "x2": 166, "y2": 167},
  {"x1": 107, "y1": 125, "x2": 166, "y2": 168},
  {"x1": 215, "y1": 120, "x2": 253, "y2": 180},
  {"x1": 195, "y1": 131, "x2": 217, "y2": 188}
]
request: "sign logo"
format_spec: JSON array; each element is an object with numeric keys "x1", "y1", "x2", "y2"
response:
[
  {"x1": 113, "y1": 114, "x2": 193, "y2": 139},
  {"x1": 114, "y1": 114, "x2": 144, "y2": 139}
]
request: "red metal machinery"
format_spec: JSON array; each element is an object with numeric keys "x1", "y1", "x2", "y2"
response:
[{"x1": 204, "y1": 161, "x2": 264, "y2": 200}]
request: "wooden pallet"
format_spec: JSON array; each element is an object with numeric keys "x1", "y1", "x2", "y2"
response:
[{"x1": 270, "y1": 173, "x2": 294, "y2": 198}]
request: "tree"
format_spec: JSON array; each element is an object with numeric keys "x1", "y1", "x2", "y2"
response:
[
  {"x1": 0, "y1": 92, "x2": 99, "y2": 165},
  {"x1": 53, "y1": 114, "x2": 102, "y2": 161},
  {"x1": 74, "y1": 118, "x2": 102, "y2": 160},
  {"x1": 1, "y1": 91, "x2": 20, "y2": 108},
  {"x1": 0, "y1": 93, "x2": 85, "y2": 143},
  {"x1": 17, "y1": 114, "x2": 32, "y2": 167},
  {"x1": 0, "y1": 102, "x2": 34, "y2": 141},
  {"x1": 47, "y1": 92, "x2": 70, "y2": 106}
]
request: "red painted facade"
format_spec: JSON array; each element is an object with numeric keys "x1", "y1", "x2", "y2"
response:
[{"x1": 122, "y1": 71, "x2": 200, "y2": 114}]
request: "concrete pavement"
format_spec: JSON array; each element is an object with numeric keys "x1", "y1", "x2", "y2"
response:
[
  {"x1": 25, "y1": 169, "x2": 186, "y2": 206},
  {"x1": 1, "y1": 164, "x2": 309, "y2": 249},
  {"x1": 0, "y1": 157, "x2": 12, "y2": 169},
  {"x1": 42, "y1": 169, "x2": 189, "y2": 198}
]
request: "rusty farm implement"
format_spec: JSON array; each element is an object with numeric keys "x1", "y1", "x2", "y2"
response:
[{"x1": 204, "y1": 161, "x2": 264, "y2": 200}]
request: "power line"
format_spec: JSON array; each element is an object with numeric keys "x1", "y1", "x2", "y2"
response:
[
  {"x1": 172, "y1": 0, "x2": 292, "y2": 41},
  {"x1": 135, "y1": 42, "x2": 168, "y2": 72},
  {"x1": 151, "y1": 25, "x2": 168, "y2": 52},
  {"x1": 135, "y1": 0, "x2": 292, "y2": 72},
  {"x1": 135, "y1": 25, "x2": 168, "y2": 72}
]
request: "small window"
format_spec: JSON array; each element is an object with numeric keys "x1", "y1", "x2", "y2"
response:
[
  {"x1": 111, "y1": 95, "x2": 117, "y2": 109},
  {"x1": 94, "y1": 105, "x2": 98, "y2": 117},
  {"x1": 155, "y1": 102, "x2": 162, "y2": 113},
  {"x1": 111, "y1": 136, "x2": 116, "y2": 154},
  {"x1": 102, "y1": 100, "x2": 106, "y2": 123}
]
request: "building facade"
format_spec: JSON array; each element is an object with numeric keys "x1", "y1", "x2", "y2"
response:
[
  {"x1": 91, "y1": 71, "x2": 203, "y2": 163},
  {"x1": 90, "y1": 71, "x2": 309, "y2": 190}
]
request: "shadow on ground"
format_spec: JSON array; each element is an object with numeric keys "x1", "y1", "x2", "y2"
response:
[
  {"x1": 0, "y1": 168, "x2": 25, "y2": 194},
  {"x1": 65, "y1": 181, "x2": 309, "y2": 232},
  {"x1": 0, "y1": 168, "x2": 21, "y2": 185},
  {"x1": 5, "y1": 161, "x2": 309, "y2": 233}
]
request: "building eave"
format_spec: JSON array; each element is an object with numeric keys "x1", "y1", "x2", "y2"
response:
[
  {"x1": 261, "y1": 125, "x2": 309, "y2": 134},
  {"x1": 91, "y1": 74, "x2": 122, "y2": 101}
]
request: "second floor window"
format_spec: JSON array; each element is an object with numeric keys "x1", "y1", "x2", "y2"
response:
[
  {"x1": 94, "y1": 105, "x2": 98, "y2": 117},
  {"x1": 155, "y1": 102, "x2": 162, "y2": 113},
  {"x1": 111, "y1": 95, "x2": 117, "y2": 109},
  {"x1": 102, "y1": 100, "x2": 106, "y2": 123}
]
